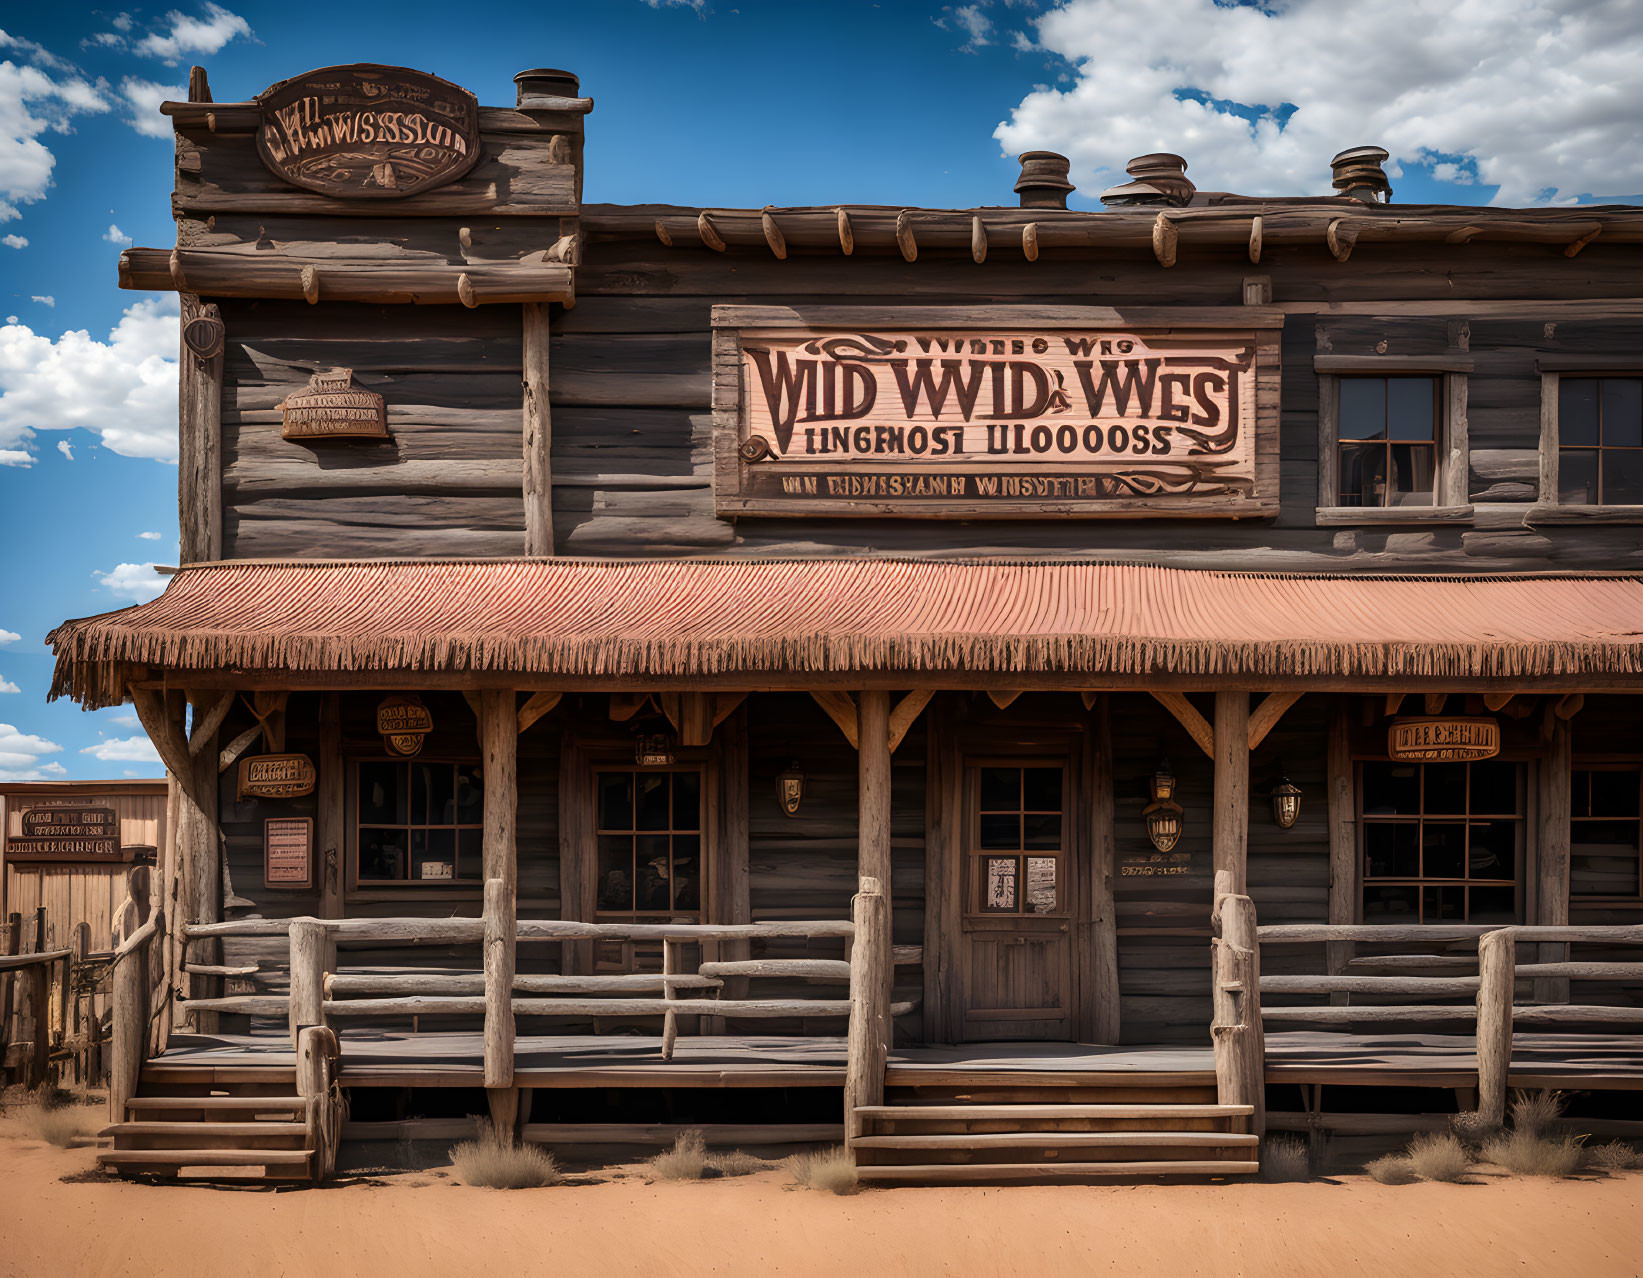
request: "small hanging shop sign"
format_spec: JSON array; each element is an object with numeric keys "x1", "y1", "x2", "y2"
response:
[
  {"x1": 279, "y1": 368, "x2": 389, "y2": 441},
  {"x1": 237, "y1": 753, "x2": 319, "y2": 800},
  {"x1": 1388, "y1": 716, "x2": 1500, "y2": 762},
  {"x1": 264, "y1": 816, "x2": 314, "y2": 889},
  {"x1": 635, "y1": 733, "x2": 675, "y2": 766},
  {"x1": 7, "y1": 804, "x2": 124, "y2": 862},
  {"x1": 377, "y1": 694, "x2": 434, "y2": 756},
  {"x1": 255, "y1": 63, "x2": 482, "y2": 199}
]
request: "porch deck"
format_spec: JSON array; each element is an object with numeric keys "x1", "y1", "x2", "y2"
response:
[{"x1": 146, "y1": 1029, "x2": 1643, "y2": 1091}]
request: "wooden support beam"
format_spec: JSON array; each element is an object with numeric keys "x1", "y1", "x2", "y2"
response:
[
  {"x1": 836, "y1": 207, "x2": 853, "y2": 255},
  {"x1": 1385, "y1": 692, "x2": 1407, "y2": 716},
  {"x1": 811, "y1": 691, "x2": 859, "y2": 749},
  {"x1": 517, "y1": 691, "x2": 561, "y2": 735},
  {"x1": 317, "y1": 694, "x2": 343, "y2": 918},
  {"x1": 1151, "y1": 212, "x2": 1177, "y2": 267},
  {"x1": 1554, "y1": 692, "x2": 1585, "y2": 720},
  {"x1": 1483, "y1": 692, "x2": 1515, "y2": 712},
  {"x1": 895, "y1": 209, "x2": 917, "y2": 262},
  {"x1": 1326, "y1": 700, "x2": 1357, "y2": 992},
  {"x1": 522, "y1": 301, "x2": 554, "y2": 555},
  {"x1": 178, "y1": 294, "x2": 223, "y2": 563},
  {"x1": 1090, "y1": 698, "x2": 1120, "y2": 1043},
  {"x1": 1536, "y1": 715, "x2": 1573, "y2": 1004},
  {"x1": 609, "y1": 692, "x2": 650, "y2": 722},
  {"x1": 480, "y1": 688, "x2": 517, "y2": 1091},
  {"x1": 677, "y1": 692, "x2": 714, "y2": 747},
  {"x1": 1151, "y1": 691, "x2": 1213, "y2": 759},
  {"x1": 653, "y1": 219, "x2": 672, "y2": 246},
  {"x1": 1212, "y1": 692, "x2": 1250, "y2": 899},
  {"x1": 761, "y1": 209, "x2": 787, "y2": 259},
  {"x1": 1475, "y1": 929, "x2": 1514, "y2": 1126},
  {"x1": 887, "y1": 690, "x2": 933, "y2": 753},
  {"x1": 186, "y1": 690, "x2": 233, "y2": 757},
  {"x1": 1247, "y1": 692, "x2": 1303, "y2": 752},
  {"x1": 1424, "y1": 693, "x2": 1447, "y2": 714},
  {"x1": 987, "y1": 690, "x2": 1024, "y2": 711},
  {"x1": 712, "y1": 692, "x2": 748, "y2": 729},
  {"x1": 250, "y1": 692, "x2": 287, "y2": 753},
  {"x1": 1080, "y1": 691, "x2": 1098, "y2": 711},
  {"x1": 970, "y1": 214, "x2": 987, "y2": 264},
  {"x1": 697, "y1": 211, "x2": 726, "y2": 252},
  {"x1": 288, "y1": 919, "x2": 326, "y2": 1044},
  {"x1": 1564, "y1": 227, "x2": 1601, "y2": 257},
  {"x1": 217, "y1": 723, "x2": 260, "y2": 773},
  {"x1": 130, "y1": 688, "x2": 190, "y2": 779},
  {"x1": 844, "y1": 876, "x2": 888, "y2": 1149}
]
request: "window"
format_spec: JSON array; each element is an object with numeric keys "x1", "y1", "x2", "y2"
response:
[
  {"x1": 1360, "y1": 759, "x2": 1522, "y2": 924},
  {"x1": 1557, "y1": 378, "x2": 1643, "y2": 506},
  {"x1": 356, "y1": 760, "x2": 483, "y2": 884},
  {"x1": 1572, "y1": 766, "x2": 1643, "y2": 900},
  {"x1": 595, "y1": 769, "x2": 702, "y2": 919},
  {"x1": 969, "y1": 764, "x2": 1065, "y2": 917},
  {"x1": 1336, "y1": 376, "x2": 1439, "y2": 507}
]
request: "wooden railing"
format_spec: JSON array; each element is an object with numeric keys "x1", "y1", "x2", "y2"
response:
[{"x1": 107, "y1": 908, "x2": 166, "y2": 1122}]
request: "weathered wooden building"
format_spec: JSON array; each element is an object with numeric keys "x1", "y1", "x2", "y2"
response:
[{"x1": 45, "y1": 62, "x2": 1643, "y2": 1183}]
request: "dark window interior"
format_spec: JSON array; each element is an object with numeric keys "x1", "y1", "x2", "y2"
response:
[
  {"x1": 595, "y1": 769, "x2": 702, "y2": 919},
  {"x1": 1559, "y1": 377, "x2": 1643, "y2": 505},
  {"x1": 1572, "y1": 766, "x2": 1643, "y2": 900},
  {"x1": 1337, "y1": 376, "x2": 1439, "y2": 507},
  {"x1": 356, "y1": 759, "x2": 484, "y2": 884}
]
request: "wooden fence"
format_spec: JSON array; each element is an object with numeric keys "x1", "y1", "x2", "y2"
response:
[{"x1": 0, "y1": 907, "x2": 115, "y2": 1092}]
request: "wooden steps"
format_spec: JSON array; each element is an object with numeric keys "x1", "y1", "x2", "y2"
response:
[
  {"x1": 100, "y1": 1064, "x2": 316, "y2": 1182},
  {"x1": 854, "y1": 1074, "x2": 1260, "y2": 1183}
]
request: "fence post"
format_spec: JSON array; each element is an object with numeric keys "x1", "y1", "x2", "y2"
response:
[
  {"x1": 661, "y1": 938, "x2": 679, "y2": 1061},
  {"x1": 296, "y1": 1025, "x2": 341, "y2": 1182},
  {"x1": 483, "y1": 876, "x2": 515, "y2": 1092},
  {"x1": 288, "y1": 919, "x2": 328, "y2": 1046},
  {"x1": 1475, "y1": 928, "x2": 1515, "y2": 1125},
  {"x1": 1211, "y1": 893, "x2": 1265, "y2": 1136},
  {"x1": 844, "y1": 876, "x2": 888, "y2": 1152},
  {"x1": 1, "y1": 913, "x2": 17, "y2": 1078}
]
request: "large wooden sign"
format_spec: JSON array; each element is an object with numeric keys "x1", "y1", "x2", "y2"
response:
[
  {"x1": 377, "y1": 694, "x2": 433, "y2": 756},
  {"x1": 256, "y1": 64, "x2": 481, "y2": 199},
  {"x1": 264, "y1": 817, "x2": 314, "y2": 889},
  {"x1": 279, "y1": 369, "x2": 389, "y2": 441},
  {"x1": 6, "y1": 804, "x2": 123, "y2": 862},
  {"x1": 237, "y1": 753, "x2": 318, "y2": 800},
  {"x1": 713, "y1": 306, "x2": 1281, "y2": 519},
  {"x1": 1388, "y1": 717, "x2": 1500, "y2": 762}
]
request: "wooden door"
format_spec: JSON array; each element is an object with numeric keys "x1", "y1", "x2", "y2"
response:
[{"x1": 956, "y1": 758, "x2": 1077, "y2": 1041}]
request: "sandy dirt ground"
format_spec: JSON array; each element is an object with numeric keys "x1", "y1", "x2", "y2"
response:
[{"x1": 1, "y1": 1132, "x2": 1640, "y2": 1278}]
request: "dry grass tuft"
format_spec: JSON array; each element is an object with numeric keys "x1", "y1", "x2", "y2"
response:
[
  {"x1": 1449, "y1": 1110, "x2": 1501, "y2": 1150},
  {"x1": 0, "y1": 1095, "x2": 98, "y2": 1148},
  {"x1": 1366, "y1": 1154, "x2": 1418, "y2": 1185},
  {"x1": 1480, "y1": 1129, "x2": 1585, "y2": 1178},
  {"x1": 1406, "y1": 1132, "x2": 1471, "y2": 1183},
  {"x1": 786, "y1": 1146, "x2": 859, "y2": 1195},
  {"x1": 1508, "y1": 1089, "x2": 1565, "y2": 1138},
  {"x1": 1259, "y1": 1135, "x2": 1311, "y2": 1182},
  {"x1": 708, "y1": 1150, "x2": 768, "y2": 1178},
  {"x1": 450, "y1": 1134, "x2": 560, "y2": 1189},
  {"x1": 648, "y1": 1130, "x2": 710, "y2": 1181},
  {"x1": 1586, "y1": 1141, "x2": 1642, "y2": 1173}
]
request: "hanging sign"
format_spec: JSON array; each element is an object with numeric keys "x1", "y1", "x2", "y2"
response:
[
  {"x1": 279, "y1": 368, "x2": 389, "y2": 441},
  {"x1": 264, "y1": 817, "x2": 314, "y2": 888},
  {"x1": 255, "y1": 64, "x2": 482, "y2": 199},
  {"x1": 6, "y1": 804, "x2": 124, "y2": 862},
  {"x1": 237, "y1": 753, "x2": 318, "y2": 800},
  {"x1": 714, "y1": 308, "x2": 1280, "y2": 519},
  {"x1": 1388, "y1": 717, "x2": 1500, "y2": 762},
  {"x1": 378, "y1": 694, "x2": 433, "y2": 756}
]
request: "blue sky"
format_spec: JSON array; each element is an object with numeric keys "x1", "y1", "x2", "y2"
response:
[{"x1": 1, "y1": 0, "x2": 1639, "y2": 780}]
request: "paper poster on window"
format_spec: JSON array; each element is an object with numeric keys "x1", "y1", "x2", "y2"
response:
[
  {"x1": 1026, "y1": 857, "x2": 1057, "y2": 913},
  {"x1": 419, "y1": 861, "x2": 454, "y2": 881},
  {"x1": 984, "y1": 856, "x2": 1018, "y2": 912}
]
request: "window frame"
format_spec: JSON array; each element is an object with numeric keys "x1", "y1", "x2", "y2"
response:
[
  {"x1": 348, "y1": 755, "x2": 486, "y2": 893},
  {"x1": 962, "y1": 756, "x2": 1073, "y2": 926},
  {"x1": 1569, "y1": 759, "x2": 1643, "y2": 904},
  {"x1": 591, "y1": 763, "x2": 707, "y2": 922},
  {"x1": 1315, "y1": 356, "x2": 1473, "y2": 525},
  {"x1": 1532, "y1": 362, "x2": 1643, "y2": 524}
]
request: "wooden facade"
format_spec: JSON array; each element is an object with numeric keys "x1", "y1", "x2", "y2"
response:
[{"x1": 45, "y1": 63, "x2": 1643, "y2": 1183}]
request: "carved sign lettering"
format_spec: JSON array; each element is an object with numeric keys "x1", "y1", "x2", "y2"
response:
[
  {"x1": 279, "y1": 368, "x2": 388, "y2": 441},
  {"x1": 1388, "y1": 717, "x2": 1501, "y2": 762},
  {"x1": 7, "y1": 804, "x2": 123, "y2": 862},
  {"x1": 716, "y1": 317, "x2": 1279, "y2": 518},
  {"x1": 237, "y1": 753, "x2": 319, "y2": 800},
  {"x1": 256, "y1": 64, "x2": 481, "y2": 199},
  {"x1": 264, "y1": 817, "x2": 314, "y2": 888}
]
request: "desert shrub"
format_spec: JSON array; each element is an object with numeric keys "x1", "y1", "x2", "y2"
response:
[
  {"x1": 786, "y1": 1146, "x2": 859, "y2": 1195},
  {"x1": 1259, "y1": 1135, "x2": 1311, "y2": 1182},
  {"x1": 1586, "y1": 1141, "x2": 1642, "y2": 1173},
  {"x1": 0, "y1": 1095, "x2": 97, "y2": 1148},
  {"x1": 450, "y1": 1134, "x2": 560, "y2": 1189},
  {"x1": 1508, "y1": 1089, "x2": 1565, "y2": 1138},
  {"x1": 1406, "y1": 1132, "x2": 1471, "y2": 1182},
  {"x1": 1480, "y1": 1130, "x2": 1584, "y2": 1178},
  {"x1": 1366, "y1": 1154, "x2": 1417, "y2": 1185},
  {"x1": 649, "y1": 1130, "x2": 710, "y2": 1181},
  {"x1": 1450, "y1": 1110, "x2": 1501, "y2": 1150},
  {"x1": 708, "y1": 1150, "x2": 767, "y2": 1177}
]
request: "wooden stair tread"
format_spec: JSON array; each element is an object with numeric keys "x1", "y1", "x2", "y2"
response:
[
  {"x1": 857, "y1": 1160, "x2": 1260, "y2": 1181},
  {"x1": 97, "y1": 1148, "x2": 313, "y2": 1167},
  {"x1": 855, "y1": 1103, "x2": 1252, "y2": 1120},
  {"x1": 125, "y1": 1095, "x2": 306, "y2": 1111},
  {"x1": 853, "y1": 1130, "x2": 1259, "y2": 1149},
  {"x1": 101, "y1": 1121, "x2": 308, "y2": 1139}
]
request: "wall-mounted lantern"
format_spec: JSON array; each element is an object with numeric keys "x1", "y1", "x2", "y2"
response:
[
  {"x1": 1271, "y1": 773, "x2": 1303, "y2": 829},
  {"x1": 635, "y1": 733, "x2": 675, "y2": 767},
  {"x1": 1143, "y1": 758, "x2": 1184, "y2": 853},
  {"x1": 776, "y1": 760, "x2": 805, "y2": 816}
]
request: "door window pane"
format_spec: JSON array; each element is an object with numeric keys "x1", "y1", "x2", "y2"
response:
[
  {"x1": 594, "y1": 769, "x2": 705, "y2": 919},
  {"x1": 970, "y1": 764, "x2": 1065, "y2": 917}
]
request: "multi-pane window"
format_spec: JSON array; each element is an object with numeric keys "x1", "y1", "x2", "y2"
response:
[
  {"x1": 1572, "y1": 766, "x2": 1643, "y2": 900},
  {"x1": 596, "y1": 769, "x2": 702, "y2": 919},
  {"x1": 1558, "y1": 378, "x2": 1643, "y2": 505},
  {"x1": 1337, "y1": 376, "x2": 1439, "y2": 507},
  {"x1": 1360, "y1": 760, "x2": 1522, "y2": 923},
  {"x1": 970, "y1": 765, "x2": 1064, "y2": 916},
  {"x1": 357, "y1": 760, "x2": 483, "y2": 883}
]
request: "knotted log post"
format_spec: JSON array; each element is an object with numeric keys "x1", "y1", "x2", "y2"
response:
[
  {"x1": 1211, "y1": 893, "x2": 1265, "y2": 1136},
  {"x1": 480, "y1": 689, "x2": 519, "y2": 1135},
  {"x1": 296, "y1": 1025, "x2": 342, "y2": 1182},
  {"x1": 108, "y1": 913, "x2": 159, "y2": 1123},
  {"x1": 857, "y1": 690, "x2": 893, "y2": 1016},
  {"x1": 844, "y1": 876, "x2": 889, "y2": 1151},
  {"x1": 1475, "y1": 928, "x2": 1516, "y2": 1126},
  {"x1": 288, "y1": 919, "x2": 328, "y2": 1045}
]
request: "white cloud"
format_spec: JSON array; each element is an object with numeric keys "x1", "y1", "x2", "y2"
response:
[
  {"x1": 0, "y1": 722, "x2": 65, "y2": 781},
  {"x1": 135, "y1": 5, "x2": 252, "y2": 64},
  {"x1": 118, "y1": 77, "x2": 183, "y2": 138},
  {"x1": 0, "y1": 629, "x2": 19, "y2": 644},
  {"x1": 1, "y1": 233, "x2": 23, "y2": 248},
  {"x1": 30, "y1": 294, "x2": 52, "y2": 307},
  {"x1": 0, "y1": 448, "x2": 30, "y2": 466},
  {"x1": 998, "y1": 0, "x2": 1643, "y2": 206},
  {"x1": 103, "y1": 223, "x2": 131, "y2": 245},
  {"x1": 939, "y1": 4, "x2": 995, "y2": 51},
  {"x1": 641, "y1": 0, "x2": 708, "y2": 12},
  {"x1": 0, "y1": 678, "x2": 18, "y2": 693},
  {"x1": 94, "y1": 561, "x2": 168, "y2": 602},
  {"x1": 112, "y1": 14, "x2": 134, "y2": 33},
  {"x1": 80, "y1": 734, "x2": 161, "y2": 763},
  {"x1": 0, "y1": 44, "x2": 110, "y2": 221},
  {"x1": 0, "y1": 297, "x2": 179, "y2": 461},
  {"x1": 137, "y1": 530, "x2": 162, "y2": 540},
  {"x1": 56, "y1": 438, "x2": 72, "y2": 460}
]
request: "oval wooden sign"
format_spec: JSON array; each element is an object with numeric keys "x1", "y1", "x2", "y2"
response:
[
  {"x1": 1388, "y1": 716, "x2": 1500, "y2": 762},
  {"x1": 237, "y1": 752, "x2": 319, "y2": 800},
  {"x1": 256, "y1": 64, "x2": 481, "y2": 200}
]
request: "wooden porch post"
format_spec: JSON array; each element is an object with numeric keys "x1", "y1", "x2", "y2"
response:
[
  {"x1": 1325, "y1": 700, "x2": 1357, "y2": 997},
  {"x1": 1089, "y1": 697, "x2": 1120, "y2": 1043},
  {"x1": 847, "y1": 691, "x2": 893, "y2": 1154},
  {"x1": 1535, "y1": 718, "x2": 1572, "y2": 1004},
  {"x1": 480, "y1": 690, "x2": 519, "y2": 1133},
  {"x1": 858, "y1": 690, "x2": 893, "y2": 1008},
  {"x1": 1212, "y1": 692, "x2": 1250, "y2": 899}
]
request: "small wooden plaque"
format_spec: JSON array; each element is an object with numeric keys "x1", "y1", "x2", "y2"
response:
[
  {"x1": 238, "y1": 752, "x2": 319, "y2": 800},
  {"x1": 1388, "y1": 716, "x2": 1500, "y2": 762},
  {"x1": 264, "y1": 817, "x2": 314, "y2": 889},
  {"x1": 279, "y1": 368, "x2": 389, "y2": 441}
]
